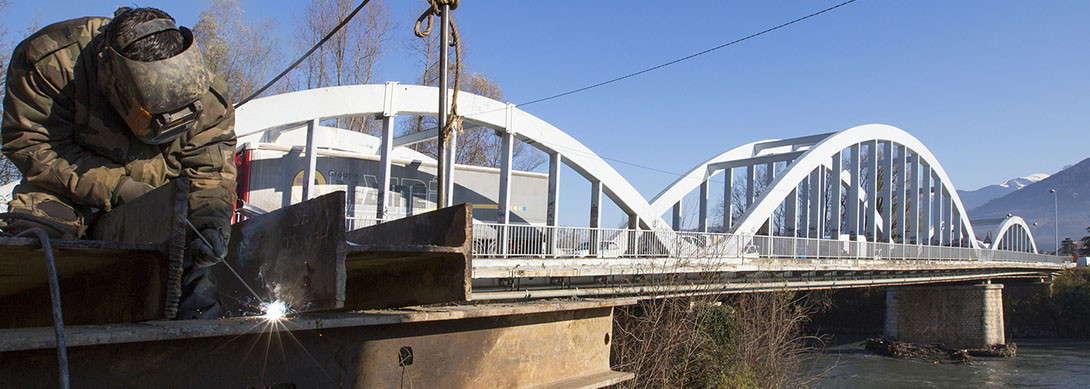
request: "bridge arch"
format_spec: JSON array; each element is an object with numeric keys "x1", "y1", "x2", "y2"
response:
[
  {"x1": 989, "y1": 216, "x2": 1039, "y2": 253},
  {"x1": 736, "y1": 124, "x2": 978, "y2": 247},
  {"x1": 656, "y1": 124, "x2": 983, "y2": 249},
  {"x1": 234, "y1": 84, "x2": 669, "y2": 231}
]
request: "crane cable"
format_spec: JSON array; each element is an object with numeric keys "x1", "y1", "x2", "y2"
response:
[{"x1": 414, "y1": 0, "x2": 463, "y2": 139}]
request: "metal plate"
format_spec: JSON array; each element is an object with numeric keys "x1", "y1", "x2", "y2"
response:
[
  {"x1": 217, "y1": 191, "x2": 347, "y2": 315},
  {"x1": 343, "y1": 204, "x2": 472, "y2": 309}
]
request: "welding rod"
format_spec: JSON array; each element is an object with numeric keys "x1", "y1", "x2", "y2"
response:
[{"x1": 184, "y1": 219, "x2": 265, "y2": 303}]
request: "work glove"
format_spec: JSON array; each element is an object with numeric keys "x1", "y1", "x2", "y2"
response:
[
  {"x1": 191, "y1": 227, "x2": 228, "y2": 268},
  {"x1": 113, "y1": 177, "x2": 155, "y2": 207}
]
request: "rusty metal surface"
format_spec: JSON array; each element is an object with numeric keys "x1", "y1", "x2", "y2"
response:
[
  {"x1": 0, "y1": 302, "x2": 632, "y2": 388},
  {"x1": 0, "y1": 299, "x2": 635, "y2": 352},
  {"x1": 342, "y1": 204, "x2": 472, "y2": 310},
  {"x1": 0, "y1": 240, "x2": 165, "y2": 328},
  {"x1": 217, "y1": 191, "x2": 347, "y2": 315},
  {"x1": 0, "y1": 180, "x2": 189, "y2": 328},
  {"x1": 90, "y1": 177, "x2": 189, "y2": 319}
]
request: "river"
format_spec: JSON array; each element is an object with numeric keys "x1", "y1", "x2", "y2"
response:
[{"x1": 807, "y1": 339, "x2": 1090, "y2": 388}]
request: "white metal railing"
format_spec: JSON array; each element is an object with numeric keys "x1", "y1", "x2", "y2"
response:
[{"x1": 466, "y1": 222, "x2": 1068, "y2": 265}]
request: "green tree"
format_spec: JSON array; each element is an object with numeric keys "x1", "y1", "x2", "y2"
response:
[{"x1": 1059, "y1": 237, "x2": 1077, "y2": 256}]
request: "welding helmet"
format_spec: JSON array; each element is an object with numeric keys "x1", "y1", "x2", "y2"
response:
[{"x1": 97, "y1": 16, "x2": 210, "y2": 145}]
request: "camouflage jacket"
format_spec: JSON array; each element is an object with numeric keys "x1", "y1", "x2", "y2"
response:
[{"x1": 1, "y1": 17, "x2": 237, "y2": 233}]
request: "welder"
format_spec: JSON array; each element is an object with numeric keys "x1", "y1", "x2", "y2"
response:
[{"x1": 0, "y1": 7, "x2": 236, "y2": 319}]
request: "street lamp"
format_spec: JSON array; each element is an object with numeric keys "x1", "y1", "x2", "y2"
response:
[{"x1": 1050, "y1": 188, "x2": 1058, "y2": 254}]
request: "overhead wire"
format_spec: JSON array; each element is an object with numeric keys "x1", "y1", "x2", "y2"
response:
[
  {"x1": 513, "y1": 0, "x2": 858, "y2": 109},
  {"x1": 447, "y1": 0, "x2": 859, "y2": 178},
  {"x1": 234, "y1": 0, "x2": 373, "y2": 109}
]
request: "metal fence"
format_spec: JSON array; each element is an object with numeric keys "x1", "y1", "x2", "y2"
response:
[{"x1": 468, "y1": 222, "x2": 1068, "y2": 265}]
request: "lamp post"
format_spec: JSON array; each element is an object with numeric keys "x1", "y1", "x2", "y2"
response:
[{"x1": 1049, "y1": 188, "x2": 1058, "y2": 254}]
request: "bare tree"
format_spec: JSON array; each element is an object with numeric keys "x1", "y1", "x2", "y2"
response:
[
  {"x1": 1, "y1": 2, "x2": 41, "y2": 186},
  {"x1": 291, "y1": 0, "x2": 393, "y2": 135},
  {"x1": 192, "y1": 0, "x2": 278, "y2": 101}
]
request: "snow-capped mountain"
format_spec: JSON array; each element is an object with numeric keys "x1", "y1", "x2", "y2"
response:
[
  {"x1": 957, "y1": 173, "x2": 1049, "y2": 210},
  {"x1": 967, "y1": 158, "x2": 1090, "y2": 252}
]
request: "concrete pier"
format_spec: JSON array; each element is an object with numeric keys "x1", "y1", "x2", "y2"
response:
[{"x1": 884, "y1": 283, "x2": 1005, "y2": 349}]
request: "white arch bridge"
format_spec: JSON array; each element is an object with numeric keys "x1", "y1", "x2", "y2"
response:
[{"x1": 237, "y1": 84, "x2": 1068, "y2": 299}]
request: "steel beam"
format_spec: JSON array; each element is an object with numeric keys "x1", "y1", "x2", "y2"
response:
[
  {"x1": 723, "y1": 168, "x2": 734, "y2": 231},
  {"x1": 764, "y1": 162, "x2": 775, "y2": 235},
  {"x1": 745, "y1": 165, "x2": 756, "y2": 211},
  {"x1": 547, "y1": 153, "x2": 561, "y2": 255},
  {"x1": 752, "y1": 132, "x2": 835, "y2": 153},
  {"x1": 698, "y1": 180, "x2": 709, "y2": 233},
  {"x1": 907, "y1": 151, "x2": 919, "y2": 244},
  {"x1": 219, "y1": 192, "x2": 347, "y2": 315},
  {"x1": 808, "y1": 168, "x2": 823, "y2": 238},
  {"x1": 377, "y1": 115, "x2": 395, "y2": 220},
  {"x1": 798, "y1": 177, "x2": 809, "y2": 238},
  {"x1": 881, "y1": 141, "x2": 893, "y2": 242},
  {"x1": 920, "y1": 162, "x2": 932, "y2": 245},
  {"x1": 866, "y1": 140, "x2": 879, "y2": 242},
  {"x1": 707, "y1": 151, "x2": 805, "y2": 172},
  {"x1": 0, "y1": 179, "x2": 189, "y2": 327},
  {"x1": 784, "y1": 187, "x2": 797, "y2": 237},
  {"x1": 0, "y1": 301, "x2": 632, "y2": 388},
  {"x1": 589, "y1": 181, "x2": 602, "y2": 256},
  {"x1": 343, "y1": 204, "x2": 472, "y2": 309},
  {"x1": 848, "y1": 144, "x2": 861, "y2": 237},
  {"x1": 497, "y1": 132, "x2": 514, "y2": 224},
  {"x1": 830, "y1": 152, "x2": 842, "y2": 238},
  {"x1": 302, "y1": 118, "x2": 319, "y2": 202},
  {"x1": 672, "y1": 201, "x2": 683, "y2": 231}
]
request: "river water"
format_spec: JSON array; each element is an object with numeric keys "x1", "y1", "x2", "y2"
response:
[{"x1": 807, "y1": 339, "x2": 1090, "y2": 388}]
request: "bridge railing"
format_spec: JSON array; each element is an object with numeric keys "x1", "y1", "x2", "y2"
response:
[{"x1": 470, "y1": 222, "x2": 1068, "y2": 265}]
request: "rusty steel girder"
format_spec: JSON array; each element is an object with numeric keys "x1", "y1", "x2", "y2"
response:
[
  {"x1": 0, "y1": 301, "x2": 633, "y2": 388},
  {"x1": 0, "y1": 179, "x2": 189, "y2": 327}
]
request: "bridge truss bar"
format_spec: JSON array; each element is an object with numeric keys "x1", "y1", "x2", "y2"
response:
[
  {"x1": 881, "y1": 141, "x2": 893, "y2": 243},
  {"x1": 723, "y1": 168, "x2": 734, "y2": 231},
  {"x1": 830, "y1": 152, "x2": 843, "y2": 238},
  {"x1": 707, "y1": 151, "x2": 806, "y2": 172},
  {"x1": 377, "y1": 116, "x2": 395, "y2": 220},
  {"x1": 672, "y1": 200, "x2": 683, "y2": 231},
  {"x1": 752, "y1": 132, "x2": 836, "y2": 154},
  {"x1": 866, "y1": 140, "x2": 879, "y2": 241},
  {"x1": 698, "y1": 180, "x2": 710, "y2": 233},
  {"x1": 764, "y1": 163, "x2": 775, "y2": 235},
  {"x1": 894, "y1": 144, "x2": 906, "y2": 243},
  {"x1": 907, "y1": 152, "x2": 919, "y2": 244},
  {"x1": 848, "y1": 144, "x2": 861, "y2": 237}
]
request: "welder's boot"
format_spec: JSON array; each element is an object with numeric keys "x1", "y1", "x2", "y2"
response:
[{"x1": 176, "y1": 265, "x2": 224, "y2": 320}]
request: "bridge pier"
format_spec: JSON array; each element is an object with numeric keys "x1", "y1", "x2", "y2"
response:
[{"x1": 884, "y1": 283, "x2": 1005, "y2": 349}]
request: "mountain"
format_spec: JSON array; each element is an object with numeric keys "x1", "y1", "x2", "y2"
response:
[
  {"x1": 968, "y1": 158, "x2": 1090, "y2": 252},
  {"x1": 957, "y1": 173, "x2": 1049, "y2": 210}
]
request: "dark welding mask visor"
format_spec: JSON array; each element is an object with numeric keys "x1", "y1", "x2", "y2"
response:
[{"x1": 100, "y1": 20, "x2": 210, "y2": 145}]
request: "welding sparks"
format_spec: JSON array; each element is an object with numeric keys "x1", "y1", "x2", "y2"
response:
[{"x1": 260, "y1": 300, "x2": 289, "y2": 321}]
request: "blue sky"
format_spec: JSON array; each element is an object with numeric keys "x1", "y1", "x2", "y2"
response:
[{"x1": 5, "y1": 1, "x2": 1089, "y2": 226}]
